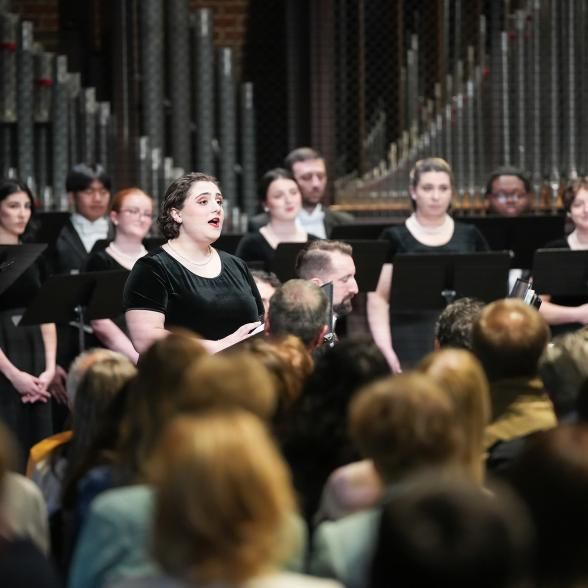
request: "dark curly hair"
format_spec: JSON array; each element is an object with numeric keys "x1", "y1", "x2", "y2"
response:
[{"x1": 158, "y1": 172, "x2": 219, "y2": 240}]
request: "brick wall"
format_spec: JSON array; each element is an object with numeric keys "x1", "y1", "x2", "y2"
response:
[
  {"x1": 11, "y1": 0, "x2": 250, "y2": 74},
  {"x1": 190, "y1": 0, "x2": 250, "y2": 76},
  {"x1": 12, "y1": 0, "x2": 60, "y2": 50}
]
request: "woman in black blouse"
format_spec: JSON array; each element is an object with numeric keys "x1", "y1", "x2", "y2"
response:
[
  {"x1": 236, "y1": 168, "x2": 319, "y2": 269},
  {"x1": 367, "y1": 158, "x2": 488, "y2": 372},
  {"x1": 85, "y1": 187, "x2": 153, "y2": 363},
  {"x1": 123, "y1": 172, "x2": 263, "y2": 354},
  {"x1": 0, "y1": 180, "x2": 56, "y2": 464},
  {"x1": 539, "y1": 177, "x2": 588, "y2": 334}
]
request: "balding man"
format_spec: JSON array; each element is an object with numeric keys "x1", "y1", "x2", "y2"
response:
[
  {"x1": 296, "y1": 240, "x2": 359, "y2": 322},
  {"x1": 472, "y1": 299, "x2": 556, "y2": 472},
  {"x1": 266, "y1": 279, "x2": 329, "y2": 351}
]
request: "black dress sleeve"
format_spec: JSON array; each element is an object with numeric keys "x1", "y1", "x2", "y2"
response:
[
  {"x1": 543, "y1": 238, "x2": 569, "y2": 249},
  {"x1": 122, "y1": 255, "x2": 168, "y2": 314},
  {"x1": 379, "y1": 226, "x2": 403, "y2": 261},
  {"x1": 235, "y1": 232, "x2": 271, "y2": 263}
]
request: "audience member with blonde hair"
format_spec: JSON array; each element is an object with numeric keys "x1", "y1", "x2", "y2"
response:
[
  {"x1": 85, "y1": 413, "x2": 339, "y2": 588},
  {"x1": 116, "y1": 330, "x2": 208, "y2": 482},
  {"x1": 69, "y1": 349, "x2": 308, "y2": 588},
  {"x1": 418, "y1": 348, "x2": 490, "y2": 484},
  {"x1": 310, "y1": 373, "x2": 463, "y2": 588},
  {"x1": 0, "y1": 423, "x2": 60, "y2": 586},
  {"x1": 28, "y1": 348, "x2": 122, "y2": 515}
]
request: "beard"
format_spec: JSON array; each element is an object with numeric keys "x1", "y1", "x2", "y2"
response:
[{"x1": 333, "y1": 297, "x2": 354, "y2": 317}]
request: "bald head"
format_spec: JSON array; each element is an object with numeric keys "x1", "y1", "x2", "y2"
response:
[
  {"x1": 472, "y1": 299, "x2": 550, "y2": 382},
  {"x1": 267, "y1": 279, "x2": 328, "y2": 349}
]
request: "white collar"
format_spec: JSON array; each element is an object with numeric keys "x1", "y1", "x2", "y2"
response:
[
  {"x1": 299, "y1": 203, "x2": 324, "y2": 219},
  {"x1": 71, "y1": 213, "x2": 109, "y2": 229}
]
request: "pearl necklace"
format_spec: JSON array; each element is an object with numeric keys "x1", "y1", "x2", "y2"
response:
[
  {"x1": 167, "y1": 242, "x2": 213, "y2": 267},
  {"x1": 107, "y1": 242, "x2": 147, "y2": 266},
  {"x1": 406, "y1": 213, "x2": 453, "y2": 235},
  {"x1": 567, "y1": 230, "x2": 588, "y2": 250}
]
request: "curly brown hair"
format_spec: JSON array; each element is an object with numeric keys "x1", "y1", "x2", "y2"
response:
[{"x1": 158, "y1": 172, "x2": 219, "y2": 239}]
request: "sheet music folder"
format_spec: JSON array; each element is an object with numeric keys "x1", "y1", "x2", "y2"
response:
[
  {"x1": 533, "y1": 249, "x2": 588, "y2": 296},
  {"x1": 20, "y1": 270, "x2": 129, "y2": 326},
  {"x1": 0, "y1": 244, "x2": 47, "y2": 296},
  {"x1": 390, "y1": 251, "x2": 512, "y2": 312}
]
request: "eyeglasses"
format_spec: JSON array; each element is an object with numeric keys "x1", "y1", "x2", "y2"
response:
[
  {"x1": 490, "y1": 192, "x2": 528, "y2": 202},
  {"x1": 119, "y1": 207, "x2": 153, "y2": 219},
  {"x1": 79, "y1": 188, "x2": 110, "y2": 198}
]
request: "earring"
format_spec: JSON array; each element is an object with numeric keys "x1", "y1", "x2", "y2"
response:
[{"x1": 264, "y1": 207, "x2": 269, "y2": 213}]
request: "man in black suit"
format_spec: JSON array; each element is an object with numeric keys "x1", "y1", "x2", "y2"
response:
[
  {"x1": 46, "y1": 164, "x2": 113, "y2": 373},
  {"x1": 47, "y1": 163, "x2": 112, "y2": 275},
  {"x1": 249, "y1": 147, "x2": 353, "y2": 237}
]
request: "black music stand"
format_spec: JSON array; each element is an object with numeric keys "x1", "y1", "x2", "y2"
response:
[
  {"x1": 532, "y1": 249, "x2": 588, "y2": 296},
  {"x1": 270, "y1": 242, "x2": 308, "y2": 283},
  {"x1": 216, "y1": 233, "x2": 244, "y2": 255},
  {"x1": 330, "y1": 221, "x2": 398, "y2": 240},
  {"x1": 346, "y1": 240, "x2": 390, "y2": 292},
  {"x1": 390, "y1": 251, "x2": 512, "y2": 312},
  {"x1": 0, "y1": 244, "x2": 47, "y2": 296},
  {"x1": 24, "y1": 211, "x2": 70, "y2": 245},
  {"x1": 20, "y1": 270, "x2": 129, "y2": 352},
  {"x1": 457, "y1": 214, "x2": 565, "y2": 268},
  {"x1": 269, "y1": 239, "x2": 391, "y2": 288}
]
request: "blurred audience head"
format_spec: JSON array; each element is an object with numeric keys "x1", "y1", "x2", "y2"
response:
[
  {"x1": 267, "y1": 279, "x2": 328, "y2": 350},
  {"x1": 434, "y1": 297, "x2": 484, "y2": 351},
  {"x1": 369, "y1": 477, "x2": 531, "y2": 588},
  {"x1": 539, "y1": 330, "x2": 588, "y2": 421},
  {"x1": 178, "y1": 352, "x2": 276, "y2": 422},
  {"x1": 472, "y1": 299, "x2": 549, "y2": 382},
  {"x1": 151, "y1": 412, "x2": 296, "y2": 585},
  {"x1": 251, "y1": 270, "x2": 281, "y2": 317},
  {"x1": 119, "y1": 329, "x2": 207, "y2": 479},
  {"x1": 508, "y1": 425, "x2": 588, "y2": 587},
  {"x1": 350, "y1": 373, "x2": 461, "y2": 484},
  {"x1": 418, "y1": 349, "x2": 490, "y2": 484}
]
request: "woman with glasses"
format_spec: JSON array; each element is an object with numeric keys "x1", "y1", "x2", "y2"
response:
[
  {"x1": 85, "y1": 188, "x2": 154, "y2": 363},
  {"x1": 367, "y1": 158, "x2": 488, "y2": 373}
]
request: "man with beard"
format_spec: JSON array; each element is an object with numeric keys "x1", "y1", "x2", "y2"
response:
[
  {"x1": 296, "y1": 240, "x2": 359, "y2": 329},
  {"x1": 249, "y1": 147, "x2": 353, "y2": 238}
]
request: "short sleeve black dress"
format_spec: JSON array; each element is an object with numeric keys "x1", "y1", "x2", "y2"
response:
[
  {"x1": 0, "y1": 256, "x2": 53, "y2": 466},
  {"x1": 123, "y1": 247, "x2": 264, "y2": 340},
  {"x1": 379, "y1": 222, "x2": 489, "y2": 367}
]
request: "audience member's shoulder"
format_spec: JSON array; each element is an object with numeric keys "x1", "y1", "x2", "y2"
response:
[
  {"x1": 90, "y1": 484, "x2": 154, "y2": 518},
  {"x1": 320, "y1": 460, "x2": 382, "y2": 521},
  {"x1": 109, "y1": 574, "x2": 186, "y2": 588},
  {"x1": 253, "y1": 571, "x2": 344, "y2": 588}
]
